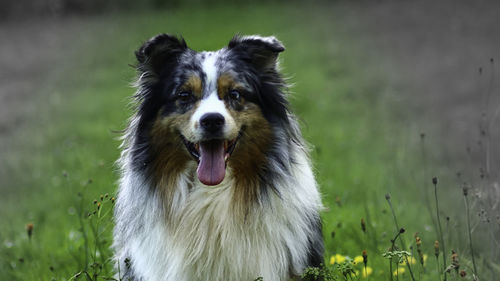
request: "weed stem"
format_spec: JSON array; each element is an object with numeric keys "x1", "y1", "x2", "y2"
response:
[
  {"x1": 433, "y1": 178, "x2": 447, "y2": 281},
  {"x1": 463, "y1": 191, "x2": 478, "y2": 277},
  {"x1": 435, "y1": 256, "x2": 440, "y2": 280},
  {"x1": 386, "y1": 195, "x2": 417, "y2": 281}
]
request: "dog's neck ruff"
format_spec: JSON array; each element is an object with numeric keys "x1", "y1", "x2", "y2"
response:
[{"x1": 114, "y1": 146, "x2": 321, "y2": 281}]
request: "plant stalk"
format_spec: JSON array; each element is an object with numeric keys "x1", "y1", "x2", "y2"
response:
[{"x1": 433, "y1": 180, "x2": 447, "y2": 281}]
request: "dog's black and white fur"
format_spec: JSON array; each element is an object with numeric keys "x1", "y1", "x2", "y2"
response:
[{"x1": 113, "y1": 34, "x2": 323, "y2": 281}]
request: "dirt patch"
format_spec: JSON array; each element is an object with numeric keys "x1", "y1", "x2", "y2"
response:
[
  {"x1": 0, "y1": 19, "x2": 76, "y2": 135},
  {"x1": 0, "y1": 18, "x2": 90, "y2": 184},
  {"x1": 328, "y1": 0, "x2": 500, "y2": 174}
]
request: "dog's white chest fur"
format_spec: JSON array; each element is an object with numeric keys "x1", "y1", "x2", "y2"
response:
[{"x1": 114, "y1": 151, "x2": 321, "y2": 281}]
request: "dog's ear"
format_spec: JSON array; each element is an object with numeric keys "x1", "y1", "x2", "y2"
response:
[
  {"x1": 135, "y1": 34, "x2": 188, "y2": 75},
  {"x1": 228, "y1": 35, "x2": 285, "y2": 70}
]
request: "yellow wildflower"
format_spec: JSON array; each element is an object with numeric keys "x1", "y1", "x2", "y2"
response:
[
  {"x1": 400, "y1": 256, "x2": 417, "y2": 265},
  {"x1": 329, "y1": 254, "x2": 346, "y2": 264},
  {"x1": 335, "y1": 254, "x2": 346, "y2": 263},
  {"x1": 409, "y1": 256, "x2": 417, "y2": 264},
  {"x1": 353, "y1": 255, "x2": 364, "y2": 265},
  {"x1": 362, "y1": 266, "x2": 373, "y2": 278},
  {"x1": 393, "y1": 267, "x2": 406, "y2": 276}
]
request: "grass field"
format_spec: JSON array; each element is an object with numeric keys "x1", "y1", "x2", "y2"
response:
[{"x1": 0, "y1": 4, "x2": 495, "y2": 281}]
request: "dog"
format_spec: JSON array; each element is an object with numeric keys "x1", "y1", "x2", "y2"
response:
[{"x1": 113, "y1": 34, "x2": 323, "y2": 281}]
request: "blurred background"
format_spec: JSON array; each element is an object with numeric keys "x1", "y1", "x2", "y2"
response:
[{"x1": 0, "y1": 0, "x2": 499, "y2": 280}]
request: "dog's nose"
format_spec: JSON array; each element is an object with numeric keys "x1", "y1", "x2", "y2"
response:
[{"x1": 200, "y1": 113, "x2": 225, "y2": 133}]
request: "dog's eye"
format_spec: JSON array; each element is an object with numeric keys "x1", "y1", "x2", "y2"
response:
[
  {"x1": 177, "y1": 91, "x2": 194, "y2": 102},
  {"x1": 228, "y1": 90, "x2": 240, "y2": 101}
]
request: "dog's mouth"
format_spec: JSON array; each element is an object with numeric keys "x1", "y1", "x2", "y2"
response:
[{"x1": 182, "y1": 136, "x2": 239, "y2": 186}]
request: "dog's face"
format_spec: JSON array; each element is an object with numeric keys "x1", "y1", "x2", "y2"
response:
[{"x1": 133, "y1": 34, "x2": 289, "y2": 187}]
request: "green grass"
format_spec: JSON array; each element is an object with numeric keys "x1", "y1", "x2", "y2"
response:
[{"x1": 0, "y1": 4, "x2": 492, "y2": 281}]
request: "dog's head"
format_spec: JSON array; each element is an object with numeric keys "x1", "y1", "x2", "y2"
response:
[{"x1": 132, "y1": 34, "x2": 291, "y2": 187}]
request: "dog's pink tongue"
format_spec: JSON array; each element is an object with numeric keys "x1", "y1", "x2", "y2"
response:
[{"x1": 197, "y1": 140, "x2": 226, "y2": 186}]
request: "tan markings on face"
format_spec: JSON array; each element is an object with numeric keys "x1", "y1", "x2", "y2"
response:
[
  {"x1": 226, "y1": 103, "x2": 273, "y2": 217},
  {"x1": 180, "y1": 75, "x2": 203, "y2": 98},
  {"x1": 149, "y1": 109, "x2": 194, "y2": 216},
  {"x1": 217, "y1": 73, "x2": 246, "y2": 101}
]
